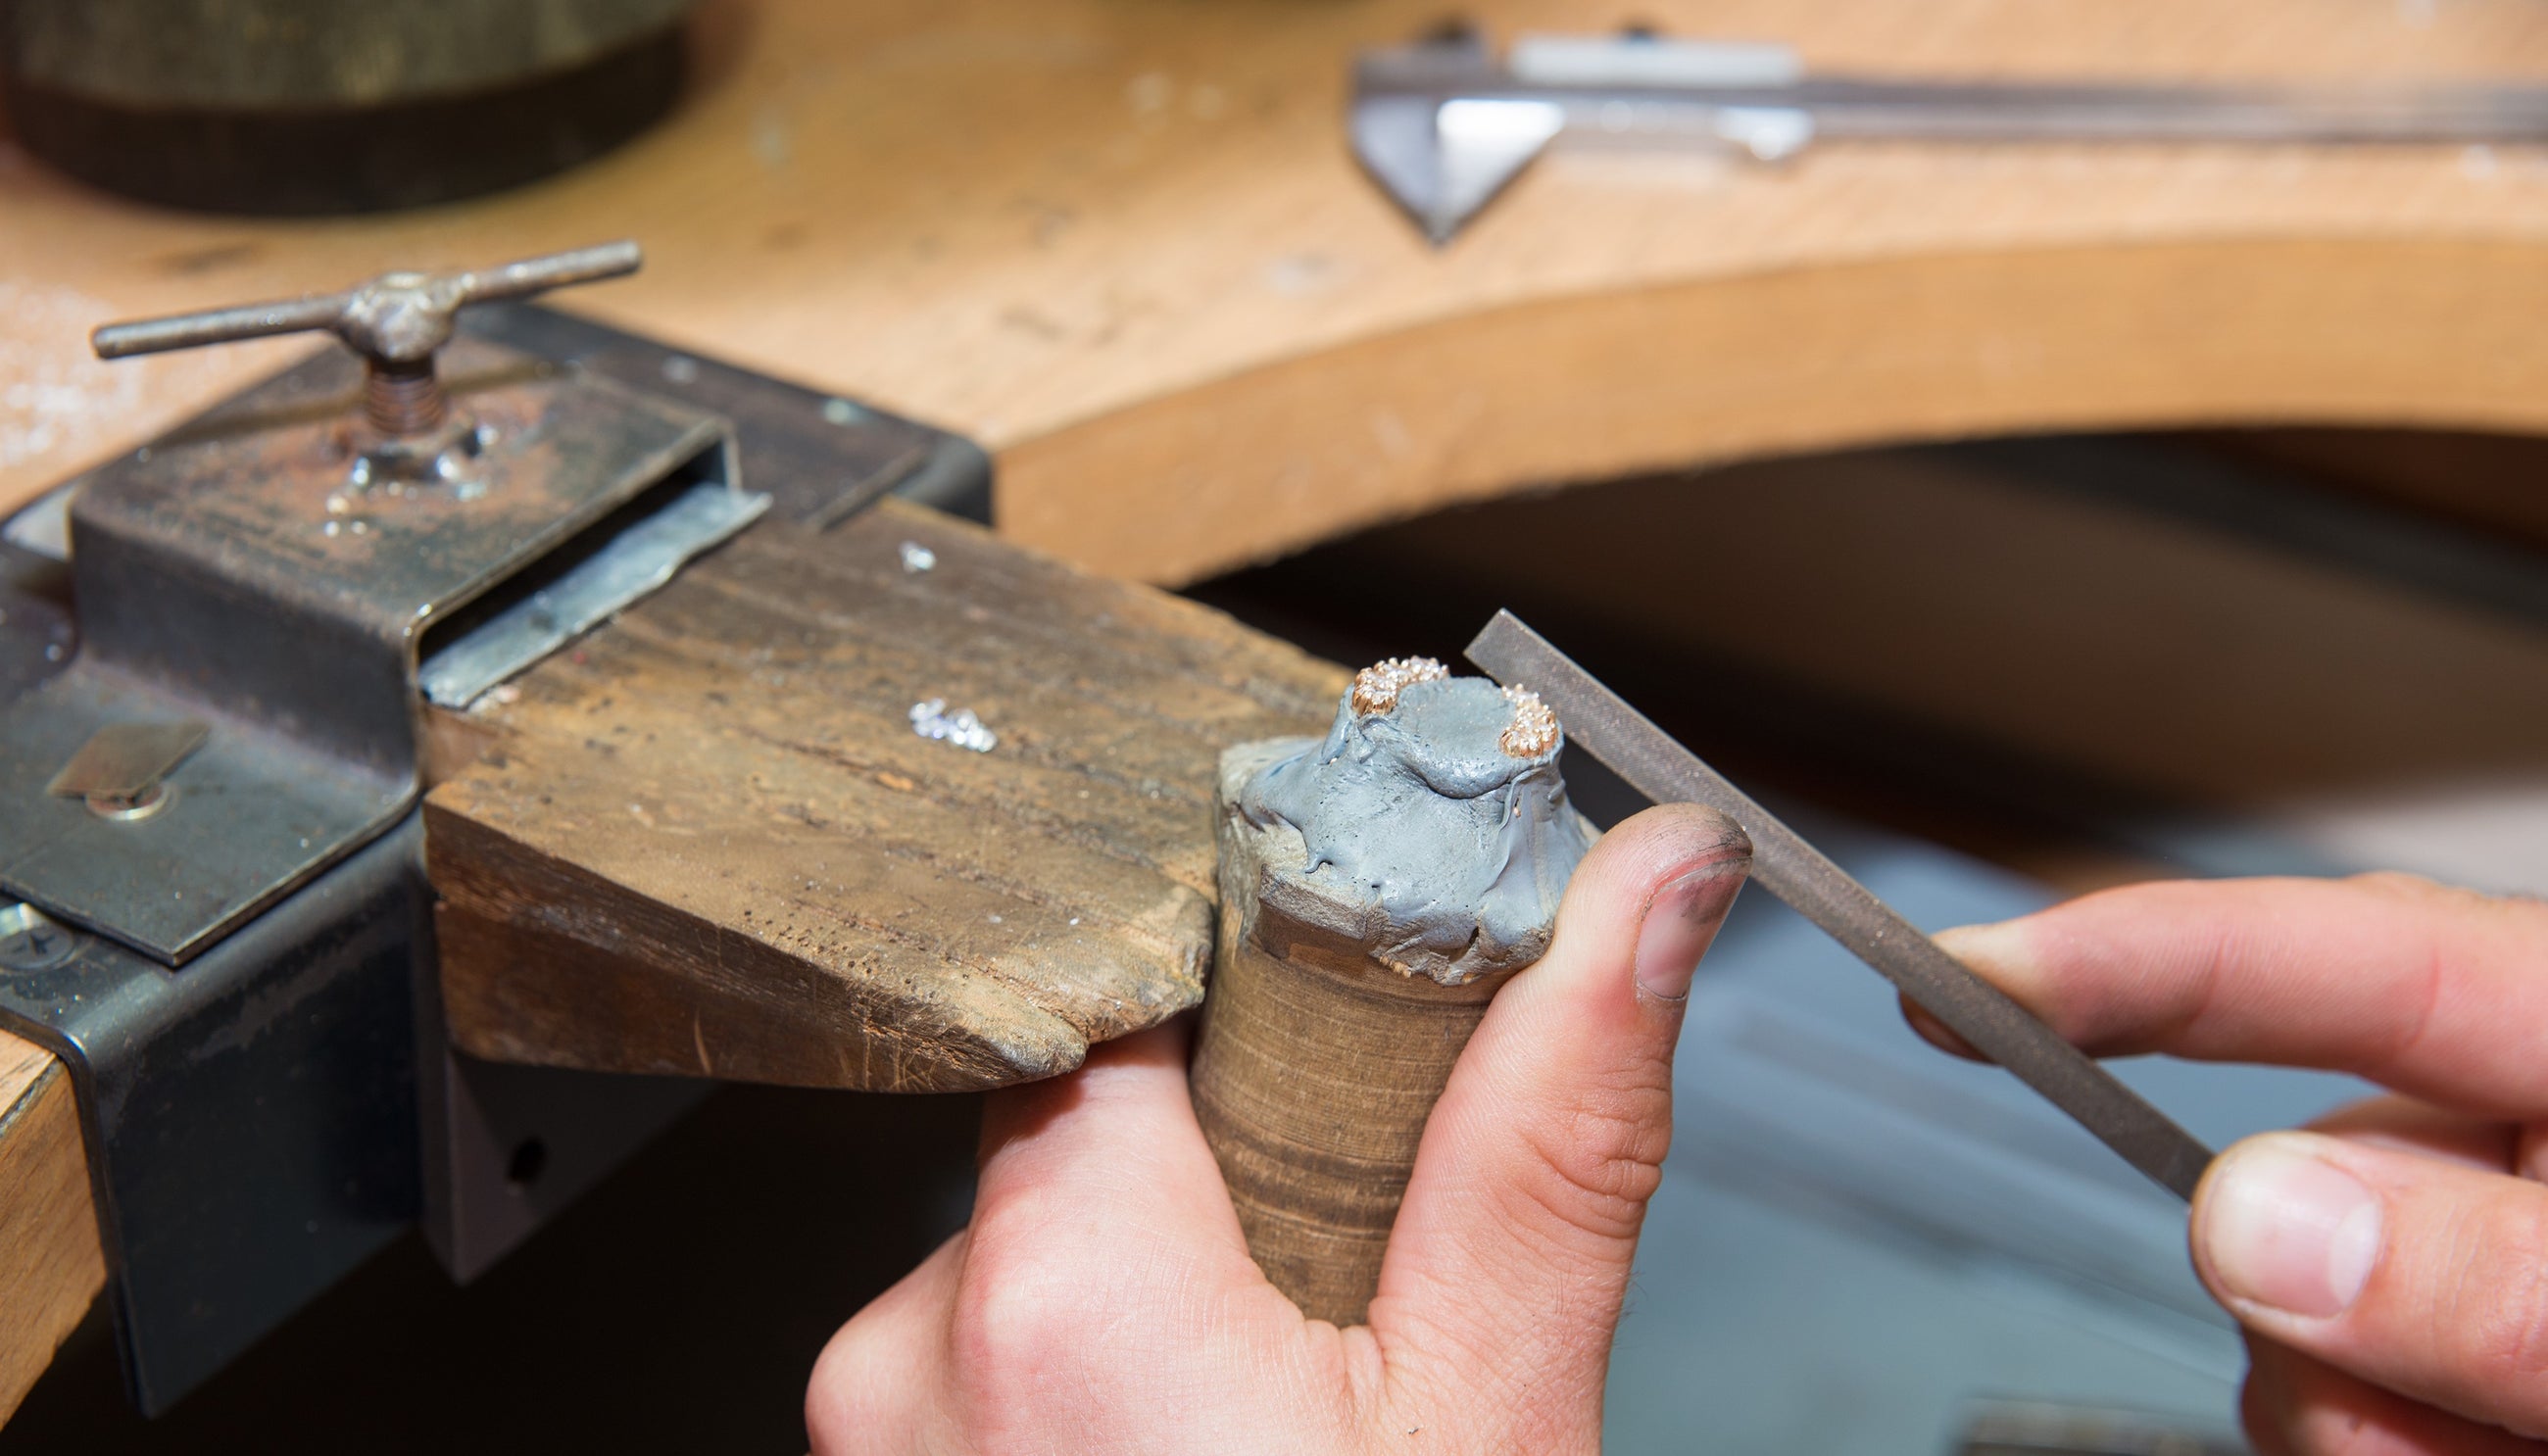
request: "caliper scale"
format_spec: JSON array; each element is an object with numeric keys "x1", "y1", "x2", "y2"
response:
[{"x1": 1356, "y1": 28, "x2": 2548, "y2": 241}]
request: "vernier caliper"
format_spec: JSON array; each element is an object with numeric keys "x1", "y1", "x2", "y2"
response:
[{"x1": 1353, "y1": 27, "x2": 2548, "y2": 243}]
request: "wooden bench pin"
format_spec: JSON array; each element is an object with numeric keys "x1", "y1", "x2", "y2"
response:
[{"x1": 1189, "y1": 656, "x2": 1598, "y2": 1324}]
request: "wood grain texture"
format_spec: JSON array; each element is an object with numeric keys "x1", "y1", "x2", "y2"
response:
[
  {"x1": 9, "y1": 0, "x2": 2548, "y2": 582},
  {"x1": 427, "y1": 499, "x2": 1346, "y2": 1090},
  {"x1": 0, "y1": 1029, "x2": 103, "y2": 1426},
  {"x1": 1002, "y1": 238, "x2": 2548, "y2": 584},
  {"x1": 1188, "y1": 743, "x2": 1532, "y2": 1327}
]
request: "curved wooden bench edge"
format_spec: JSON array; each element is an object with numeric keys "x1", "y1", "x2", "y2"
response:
[{"x1": 995, "y1": 235, "x2": 2548, "y2": 586}]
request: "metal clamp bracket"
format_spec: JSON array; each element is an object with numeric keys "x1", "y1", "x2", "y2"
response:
[
  {"x1": 0, "y1": 265, "x2": 982, "y2": 1412},
  {"x1": 0, "y1": 244, "x2": 747, "y2": 965},
  {"x1": 0, "y1": 246, "x2": 771, "y2": 1413}
]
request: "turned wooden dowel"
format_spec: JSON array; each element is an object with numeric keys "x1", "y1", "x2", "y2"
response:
[{"x1": 1191, "y1": 658, "x2": 1596, "y2": 1325}]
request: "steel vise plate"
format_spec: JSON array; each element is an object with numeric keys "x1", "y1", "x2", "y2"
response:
[{"x1": 0, "y1": 337, "x2": 735, "y2": 964}]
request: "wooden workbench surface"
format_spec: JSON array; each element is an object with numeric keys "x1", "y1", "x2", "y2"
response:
[
  {"x1": 9, "y1": 0, "x2": 2548, "y2": 587},
  {"x1": 10, "y1": 0, "x2": 2548, "y2": 1424},
  {"x1": 430, "y1": 499, "x2": 1345, "y2": 1091}
]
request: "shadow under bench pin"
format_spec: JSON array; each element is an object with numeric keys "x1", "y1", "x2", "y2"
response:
[{"x1": 0, "y1": 241, "x2": 763, "y2": 1414}]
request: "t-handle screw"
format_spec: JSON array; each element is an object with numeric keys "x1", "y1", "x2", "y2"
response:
[{"x1": 91, "y1": 240, "x2": 643, "y2": 437}]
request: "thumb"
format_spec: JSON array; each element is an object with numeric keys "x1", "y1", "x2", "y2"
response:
[
  {"x1": 2191, "y1": 1130, "x2": 2548, "y2": 1439},
  {"x1": 1372, "y1": 803, "x2": 1748, "y2": 1419}
]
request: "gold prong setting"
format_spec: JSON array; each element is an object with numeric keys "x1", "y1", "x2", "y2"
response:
[
  {"x1": 1497, "y1": 684, "x2": 1558, "y2": 758},
  {"x1": 1349, "y1": 655, "x2": 1450, "y2": 716}
]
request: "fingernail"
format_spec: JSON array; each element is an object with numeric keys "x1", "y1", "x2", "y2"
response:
[
  {"x1": 1933, "y1": 920, "x2": 2025, "y2": 970},
  {"x1": 2199, "y1": 1136, "x2": 2382, "y2": 1319},
  {"x1": 1922, "y1": 923, "x2": 2031, "y2": 1061},
  {"x1": 1634, "y1": 860, "x2": 1744, "y2": 1001}
]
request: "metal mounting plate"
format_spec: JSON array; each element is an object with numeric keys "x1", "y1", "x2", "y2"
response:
[
  {"x1": 0, "y1": 819, "x2": 429, "y2": 1415},
  {"x1": 0, "y1": 670, "x2": 405, "y2": 961},
  {"x1": 0, "y1": 336, "x2": 735, "y2": 964},
  {"x1": 418, "y1": 479, "x2": 769, "y2": 708},
  {"x1": 0, "y1": 299, "x2": 992, "y2": 1416}
]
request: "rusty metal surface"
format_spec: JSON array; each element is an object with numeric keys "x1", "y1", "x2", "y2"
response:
[
  {"x1": 93, "y1": 244, "x2": 641, "y2": 364},
  {"x1": 1465, "y1": 609, "x2": 2215, "y2": 1200},
  {"x1": 458, "y1": 302, "x2": 995, "y2": 526},
  {"x1": 74, "y1": 334, "x2": 723, "y2": 768},
  {"x1": 0, "y1": 292, "x2": 961, "y2": 1416},
  {"x1": 0, "y1": 333, "x2": 735, "y2": 963},
  {"x1": 94, "y1": 242, "x2": 644, "y2": 435}
]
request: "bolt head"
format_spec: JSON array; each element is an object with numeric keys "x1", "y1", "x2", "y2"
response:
[{"x1": 0, "y1": 903, "x2": 78, "y2": 973}]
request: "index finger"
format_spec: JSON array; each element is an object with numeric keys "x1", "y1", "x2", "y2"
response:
[
  {"x1": 1931, "y1": 873, "x2": 2548, "y2": 1120},
  {"x1": 969, "y1": 1019, "x2": 1248, "y2": 1266}
]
